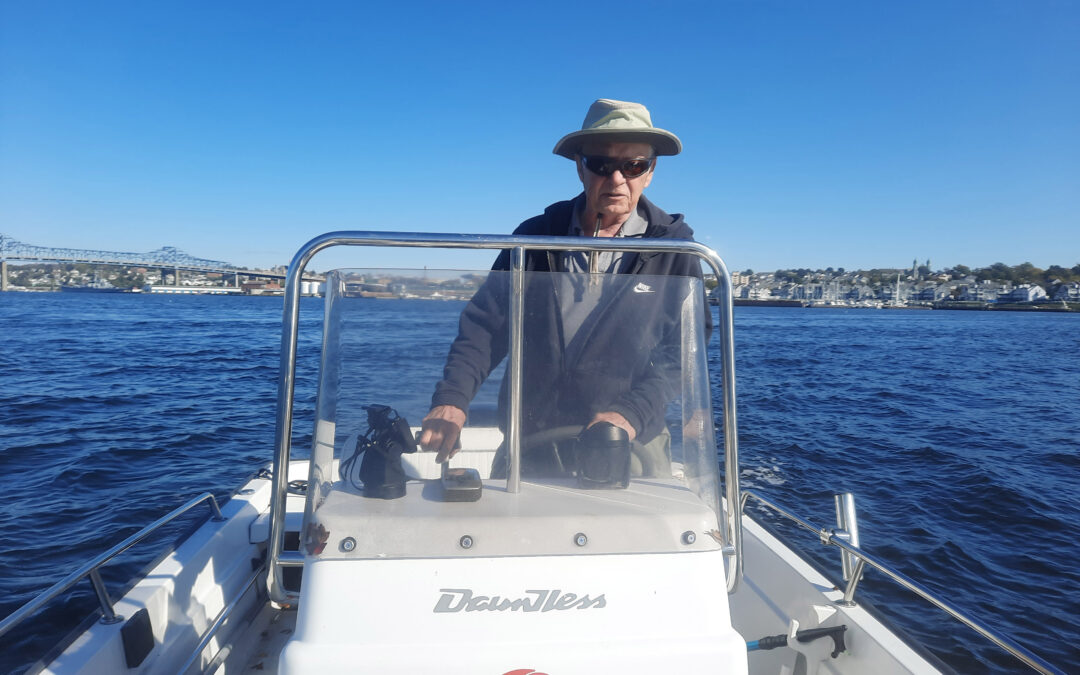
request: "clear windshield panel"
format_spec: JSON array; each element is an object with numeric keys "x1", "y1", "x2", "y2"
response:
[{"x1": 303, "y1": 267, "x2": 722, "y2": 560}]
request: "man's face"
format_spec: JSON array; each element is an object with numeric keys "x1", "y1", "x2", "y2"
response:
[{"x1": 576, "y1": 142, "x2": 655, "y2": 224}]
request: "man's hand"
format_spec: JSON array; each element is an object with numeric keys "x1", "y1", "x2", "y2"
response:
[
  {"x1": 420, "y1": 405, "x2": 467, "y2": 463},
  {"x1": 587, "y1": 411, "x2": 636, "y2": 441}
]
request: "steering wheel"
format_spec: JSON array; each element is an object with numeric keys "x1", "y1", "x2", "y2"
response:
[{"x1": 517, "y1": 425, "x2": 659, "y2": 478}]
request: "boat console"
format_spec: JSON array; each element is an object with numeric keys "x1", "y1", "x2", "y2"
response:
[{"x1": 278, "y1": 266, "x2": 749, "y2": 673}]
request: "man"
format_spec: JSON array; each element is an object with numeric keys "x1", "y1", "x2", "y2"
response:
[{"x1": 420, "y1": 98, "x2": 708, "y2": 471}]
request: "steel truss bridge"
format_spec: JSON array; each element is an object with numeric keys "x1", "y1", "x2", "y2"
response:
[{"x1": 0, "y1": 233, "x2": 321, "y2": 289}]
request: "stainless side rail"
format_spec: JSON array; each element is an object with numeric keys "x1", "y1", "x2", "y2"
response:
[
  {"x1": 268, "y1": 231, "x2": 741, "y2": 603},
  {"x1": 0, "y1": 492, "x2": 225, "y2": 639},
  {"x1": 741, "y1": 489, "x2": 1062, "y2": 675},
  {"x1": 176, "y1": 565, "x2": 263, "y2": 675}
]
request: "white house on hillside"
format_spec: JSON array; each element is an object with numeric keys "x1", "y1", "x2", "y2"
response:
[
  {"x1": 1053, "y1": 282, "x2": 1080, "y2": 301},
  {"x1": 1001, "y1": 284, "x2": 1048, "y2": 303}
]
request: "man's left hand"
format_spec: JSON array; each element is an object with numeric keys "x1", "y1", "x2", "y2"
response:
[{"x1": 587, "y1": 411, "x2": 636, "y2": 441}]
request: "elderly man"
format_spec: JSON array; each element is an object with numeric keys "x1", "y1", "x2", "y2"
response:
[{"x1": 420, "y1": 99, "x2": 708, "y2": 476}]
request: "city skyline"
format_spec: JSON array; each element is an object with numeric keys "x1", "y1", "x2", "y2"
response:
[{"x1": 2, "y1": 2, "x2": 1077, "y2": 273}]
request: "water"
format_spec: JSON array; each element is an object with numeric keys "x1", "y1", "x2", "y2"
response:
[
  {"x1": 732, "y1": 308, "x2": 1080, "y2": 672},
  {"x1": 1, "y1": 293, "x2": 1077, "y2": 673}
]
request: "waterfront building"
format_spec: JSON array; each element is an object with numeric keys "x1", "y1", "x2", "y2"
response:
[
  {"x1": 842, "y1": 284, "x2": 876, "y2": 301},
  {"x1": 1053, "y1": 282, "x2": 1080, "y2": 301},
  {"x1": 882, "y1": 282, "x2": 907, "y2": 304},
  {"x1": 748, "y1": 286, "x2": 774, "y2": 301},
  {"x1": 914, "y1": 285, "x2": 937, "y2": 302},
  {"x1": 957, "y1": 280, "x2": 1010, "y2": 303},
  {"x1": 793, "y1": 283, "x2": 824, "y2": 301},
  {"x1": 1001, "y1": 284, "x2": 1048, "y2": 303},
  {"x1": 913, "y1": 283, "x2": 953, "y2": 302}
]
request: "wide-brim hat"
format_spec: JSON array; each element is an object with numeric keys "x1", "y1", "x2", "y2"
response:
[{"x1": 553, "y1": 98, "x2": 682, "y2": 159}]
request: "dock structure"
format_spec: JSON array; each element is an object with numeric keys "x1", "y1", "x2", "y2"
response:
[{"x1": 147, "y1": 285, "x2": 245, "y2": 295}]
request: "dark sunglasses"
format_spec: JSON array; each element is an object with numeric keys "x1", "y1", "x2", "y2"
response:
[{"x1": 579, "y1": 155, "x2": 655, "y2": 178}]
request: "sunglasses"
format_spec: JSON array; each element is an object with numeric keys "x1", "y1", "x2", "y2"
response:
[{"x1": 579, "y1": 155, "x2": 655, "y2": 178}]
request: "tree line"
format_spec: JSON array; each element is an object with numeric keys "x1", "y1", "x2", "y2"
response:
[{"x1": 766, "y1": 262, "x2": 1080, "y2": 290}]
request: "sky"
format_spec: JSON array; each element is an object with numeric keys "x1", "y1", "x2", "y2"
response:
[{"x1": 1, "y1": 0, "x2": 1077, "y2": 274}]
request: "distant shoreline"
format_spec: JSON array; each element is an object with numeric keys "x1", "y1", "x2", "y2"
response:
[
  {"x1": 6, "y1": 288, "x2": 1079, "y2": 313},
  {"x1": 729, "y1": 298, "x2": 1079, "y2": 313}
]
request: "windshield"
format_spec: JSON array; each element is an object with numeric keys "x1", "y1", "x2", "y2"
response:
[{"x1": 301, "y1": 267, "x2": 721, "y2": 559}]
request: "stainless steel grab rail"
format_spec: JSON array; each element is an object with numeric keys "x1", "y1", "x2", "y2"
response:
[
  {"x1": 0, "y1": 492, "x2": 225, "y2": 639},
  {"x1": 740, "y1": 489, "x2": 1063, "y2": 675},
  {"x1": 267, "y1": 231, "x2": 741, "y2": 603},
  {"x1": 175, "y1": 565, "x2": 264, "y2": 675}
]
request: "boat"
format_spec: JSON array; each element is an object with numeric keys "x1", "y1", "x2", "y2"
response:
[{"x1": 0, "y1": 232, "x2": 1061, "y2": 674}]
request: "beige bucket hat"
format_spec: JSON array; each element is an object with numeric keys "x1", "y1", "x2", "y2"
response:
[{"x1": 553, "y1": 98, "x2": 682, "y2": 159}]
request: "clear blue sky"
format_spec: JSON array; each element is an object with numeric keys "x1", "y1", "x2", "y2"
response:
[{"x1": 2, "y1": 1, "x2": 1077, "y2": 273}]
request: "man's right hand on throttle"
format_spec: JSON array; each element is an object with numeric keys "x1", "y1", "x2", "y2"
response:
[{"x1": 419, "y1": 405, "x2": 466, "y2": 463}]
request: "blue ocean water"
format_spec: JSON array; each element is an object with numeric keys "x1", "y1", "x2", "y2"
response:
[{"x1": 1, "y1": 292, "x2": 1077, "y2": 673}]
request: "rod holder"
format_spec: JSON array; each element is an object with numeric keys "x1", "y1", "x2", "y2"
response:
[
  {"x1": 834, "y1": 492, "x2": 862, "y2": 583},
  {"x1": 839, "y1": 558, "x2": 867, "y2": 607}
]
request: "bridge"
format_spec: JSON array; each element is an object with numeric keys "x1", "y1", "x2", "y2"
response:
[{"x1": 0, "y1": 233, "x2": 321, "y2": 291}]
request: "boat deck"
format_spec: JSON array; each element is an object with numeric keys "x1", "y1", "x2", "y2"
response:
[{"x1": 221, "y1": 604, "x2": 297, "y2": 673}]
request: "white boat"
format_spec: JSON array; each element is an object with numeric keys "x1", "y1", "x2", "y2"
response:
[{"x1": 1, "y1": 232, "x2": 1060, "y2": 674}]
